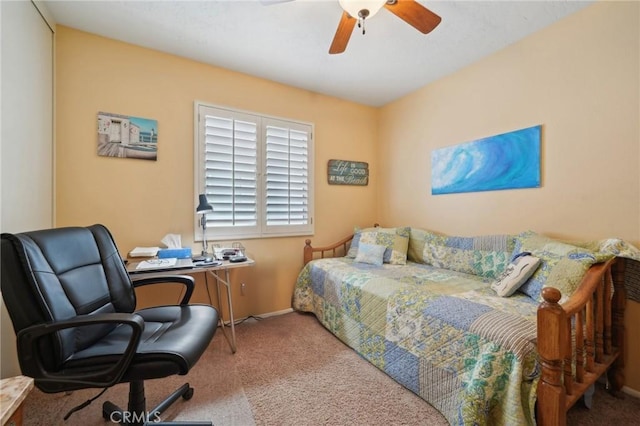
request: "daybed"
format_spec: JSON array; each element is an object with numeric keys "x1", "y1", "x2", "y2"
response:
[{"x1": 292, "y1": 226, "x2": 635, "y2": 426}]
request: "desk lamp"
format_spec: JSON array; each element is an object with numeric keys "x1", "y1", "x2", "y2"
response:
[{"x1": 194, "y1": 193, "x2": 214, "y2": 262}]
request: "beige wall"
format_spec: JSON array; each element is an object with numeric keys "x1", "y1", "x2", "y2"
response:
[
  {"x1": 55, "y1": 26, "x2": 379, "y2": 318},
  {"x1": 55, "y1": 1, "x2": 640, "y2": 393},
  {"x1": 379, "y1": 2, "x2": 640, "y2": 391}
]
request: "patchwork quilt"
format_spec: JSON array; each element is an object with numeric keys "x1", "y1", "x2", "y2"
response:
[{"x1": 292, "y1": 258, "x2": 542, "y2": 426}]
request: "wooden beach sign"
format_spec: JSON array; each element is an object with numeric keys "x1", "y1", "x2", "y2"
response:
[{"x1": 327, "y1": 159, "x2": 369, "y2": 186}]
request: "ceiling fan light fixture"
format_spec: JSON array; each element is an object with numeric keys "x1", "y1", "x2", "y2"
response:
[
  {"x1": 329, "y1": 0, "x2": 442, "y2": 54},
  {"x1": 338, "y1": 0, "x2": 386, "y2": 20}
]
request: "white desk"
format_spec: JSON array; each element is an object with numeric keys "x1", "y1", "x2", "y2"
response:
[{"x1": 126, "y1": 258, "x2": 255, "y2": 354}]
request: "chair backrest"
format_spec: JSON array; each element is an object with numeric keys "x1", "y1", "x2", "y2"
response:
[{"x1": 1, "y1": 224, "x2": 136, "y2": 371}]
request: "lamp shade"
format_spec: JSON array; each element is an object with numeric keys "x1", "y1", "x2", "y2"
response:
[
  {"x1": 196, "y1": 194, "x2": 213, "y2": 214},
  {"x1": 338, "y1": 0, "x2": 386, "y2": 19}
]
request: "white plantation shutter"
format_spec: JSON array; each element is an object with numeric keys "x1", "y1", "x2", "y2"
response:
[
  {"x1": 204, "y1": 112, "x2": 258, "y2": 231},
  {"x1": 264, "y1": 119, "x2": 310, "y2": 234},
  {"x1": 196, "y1": 103, "x2": 313, "y2": 239}
]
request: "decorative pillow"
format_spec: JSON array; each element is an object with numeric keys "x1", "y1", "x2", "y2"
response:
[
  {"x1": 407, "y1": 228, "x2": 440, "y2": 263},
  {"x1": 354, "y1": 243, "x2": 386, "y2": 266},
  {"x1": 513, "y1": 231, "x2": 597, "y2": 302},
  {"x1": 421, "y1": 233, "x2": 515, "y2": 279},
  {"x1": 346, "y1": 227, "x2": 373, "y2": 258},
  {"x1": 347, "y1": 226, "x2": 410, "y2": 265},
  {"x1": 491, "y1": 252, "x2": 541, "y2": 297}
]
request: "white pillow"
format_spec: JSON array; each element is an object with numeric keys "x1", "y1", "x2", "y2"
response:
[
  {"x1": 491, "y1": 253, "x2": 541, "y2": 297},
  {"x1": 354, "y1": 243, "x2": 386, "y2": 266}
]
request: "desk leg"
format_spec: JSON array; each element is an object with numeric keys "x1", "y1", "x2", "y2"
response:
[{"x1": 211, "y1": 269, "x2": 237, "y2": 354}]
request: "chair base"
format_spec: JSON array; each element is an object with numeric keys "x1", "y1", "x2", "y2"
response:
[{"x1": 102, "y1": 380, "x2": 212, "y2": 426}]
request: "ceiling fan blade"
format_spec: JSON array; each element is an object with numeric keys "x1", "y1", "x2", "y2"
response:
[
  {"x1": 384, "y1": 0, "x2": 441, "y2": 34},
  {"x1": 329, "y1": 11, "x2": 357, "y2": 54}
]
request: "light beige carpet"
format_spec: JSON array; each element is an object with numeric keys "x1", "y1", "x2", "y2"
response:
[{"x1": 22, "y1": 311, "x2": 640, "y2": 425}]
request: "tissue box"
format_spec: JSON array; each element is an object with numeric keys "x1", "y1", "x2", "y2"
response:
[{"x1": 157, "y1": 248, "x2": 192, "y2": 259}]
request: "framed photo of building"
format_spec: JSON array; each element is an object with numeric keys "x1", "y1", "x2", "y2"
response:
[{"x1": 97, "y1": 112, "x2": 158, "y2": 160}]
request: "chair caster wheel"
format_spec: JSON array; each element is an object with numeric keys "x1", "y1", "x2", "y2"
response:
[
  {"x1": 183, "y1": 387, "x2": 194, "y2": 400},
  {"x1": 103, "y1": 401, "x2": 119, "y2": 421}
]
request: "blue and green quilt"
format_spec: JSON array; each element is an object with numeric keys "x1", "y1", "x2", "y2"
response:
[
  {"x1": 292, "y1": 231, "x2": 640, "y2": 425},
  {"x1": 293, "y1": 258, "x2": 541, "y2": 425}
]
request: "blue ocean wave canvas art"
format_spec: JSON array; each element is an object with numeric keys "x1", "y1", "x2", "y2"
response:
[{"x1": 431, "y1": 125, "x2": 541, "y2": 195}]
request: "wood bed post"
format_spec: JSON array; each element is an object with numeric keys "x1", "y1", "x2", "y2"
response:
[
  {"x1": 537, "y1": 287, "x2": 567, "y2": 426},
  {"x1": 304, "y1": 239, "x2": 313, "y2": 265},
  {"x1": 608, "y1": 258, "x2": 626, "y2": 392}
]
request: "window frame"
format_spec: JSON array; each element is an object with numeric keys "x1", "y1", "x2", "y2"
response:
[{"x1": 194, "y1": 101, "x2": 314, "y2": 241}]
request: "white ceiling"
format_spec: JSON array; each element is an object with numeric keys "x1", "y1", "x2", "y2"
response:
[{"x1": 44, "y1": 0, "x2": 594, "y2": 107}]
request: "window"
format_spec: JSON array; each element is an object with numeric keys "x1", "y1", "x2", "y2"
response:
[{"x1": 195, "y1": 103, "x2": 314, "y2": 240}]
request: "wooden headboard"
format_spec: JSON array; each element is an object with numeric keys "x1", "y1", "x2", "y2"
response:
[{"x1": 304, "y1": 234, "x2": 354, "y2": 265}]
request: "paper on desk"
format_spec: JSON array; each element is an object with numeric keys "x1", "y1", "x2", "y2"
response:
[
  {"x1": 129, "y1": 247, "x2": 159, "y2": 257},
  {"x1": 161, "y1": 234, "x2": 182, "y2": 248},
  {"x1": 136, "y1": 258, "x2": 178, "y2": 270}
]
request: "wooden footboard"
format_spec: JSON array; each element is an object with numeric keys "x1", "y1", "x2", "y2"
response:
[
  {"x1": 537, "y1": 257, "x2": 625, "y2": 426},
  {"x1": 303, "y1": 237, "x2": 627, "y2": 426}
]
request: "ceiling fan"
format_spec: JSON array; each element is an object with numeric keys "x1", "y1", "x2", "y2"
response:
[{"x1": 330, "y1": 0, "x2": 441, "y2": 54}]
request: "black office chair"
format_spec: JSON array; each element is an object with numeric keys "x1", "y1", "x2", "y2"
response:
[{"x1": 1, "y1": 224, "x2": 218, "y2": 425}]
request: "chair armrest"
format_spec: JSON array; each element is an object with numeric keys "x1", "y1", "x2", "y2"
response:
[
  {"x1": 131, "y1": 274, "x2": 195, "y2": 305},
  {"x1": 16, "y1": 313, "x2": 144, "y2": 390}
]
